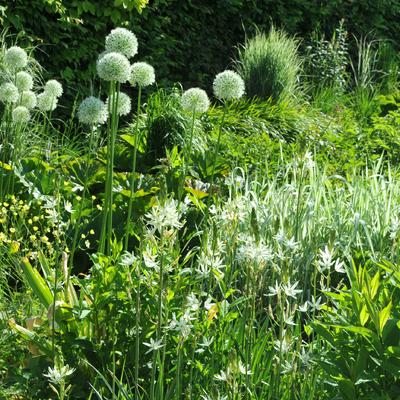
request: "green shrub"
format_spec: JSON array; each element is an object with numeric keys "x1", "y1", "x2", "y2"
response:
[{"x1": 236, "y1": 27, "x2": 301, "y2": 102}]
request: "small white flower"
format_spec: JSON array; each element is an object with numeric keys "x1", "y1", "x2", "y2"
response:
[
  {"x1": 282, "y1": 280, "x2": 302, "y2": 299},
  {"x1": 120, "y1": 251, "x2": 136, "y2": 266},
  {"x1": 43, "y1": 364, "x2": 75, "y2": 385},
  {"x1": 143, "y1": 337, "x2": 164, "y2": 354},
  {"x1": 145, "y1": 198, "x2": 183, "y2": 232},
  {"x1": 64, "y1": 201, "x2": 73, "y2": 213}
]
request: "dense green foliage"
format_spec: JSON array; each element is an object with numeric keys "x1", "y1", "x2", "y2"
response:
[
  {"x1": 1, "y1": 0, "x2": 400, "y2": 95},
  {"x1": 1, "y1": 13, "x2": 400, "y2": 400}
]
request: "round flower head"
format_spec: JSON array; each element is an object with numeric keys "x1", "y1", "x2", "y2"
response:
[
  {"x1": 181, "y1": 88, "x2": 210, "y2": 113},
  {"x1": 0, "y1": 82, "x2": 19, "y2": 104},
  {"x1": 20, "y1": 90, "x2": 37, "y2": 109},
  {"x1": 12, "y1": 106, "x2": 30, "y2": 124},
  {"x1": 130, "y1": 62, "x2": 155, "y2": 87},
  {"x1": 15, "y1": 71, "x2": 33, "y2": 91},
  {"x1": 106, "y1": 92, "x2": 131, "y2": 116},
  {"x1": 105, "y1": 27, "x2": 138, "y2": 59},
  {"x1": 4, "y1": 46, "x2": 28, "y2": 71},
  {"x1": 44, "y1": 80, "x2": 63, "y2": 98},
  {"x1": 213, "y1": 70, "x2": 245, "y2": 100},
  {"x1": 77, "y1": 96, "x2": 108, "y2": 126},
  {"x1": 97, "y1": 52, "x2": 131, "y2": 83},
  {"x1": 37, "y1": 92, "x2": 58, "y2": 112}
]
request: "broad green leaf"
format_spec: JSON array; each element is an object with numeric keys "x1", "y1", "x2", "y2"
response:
[
  {"x1": 360, "y1": 305, "x2": 369, "y2": 326},
  {"x1": 20, "y1": 257, "x2": 53, "y2": 309},
  {"x1": 370, "y1": 272, "x2": 380, "y2": 299},
  {"x1": 379, "y1": 301, "x2": 392, "y2": 335}
]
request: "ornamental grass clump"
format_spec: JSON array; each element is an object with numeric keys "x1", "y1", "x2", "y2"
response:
[{"x1": 236, "y1": 27, "x2": 301, "y2": 102}]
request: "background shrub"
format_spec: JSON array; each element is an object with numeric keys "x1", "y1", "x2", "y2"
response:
[{"x1": 1, "y1": 0, "x2": 399, "y2": 102}]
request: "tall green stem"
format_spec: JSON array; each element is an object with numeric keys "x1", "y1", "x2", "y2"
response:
[{"x1": 124, "y1": 85, "x2": 142, "y2": 250}]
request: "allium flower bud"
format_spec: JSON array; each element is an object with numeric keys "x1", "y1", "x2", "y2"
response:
[
  {"x1": 0, "y1": 82, "x2": 19, "y2": 104},
  {"x1": 15, "y1": 71, "x2": 33, "y2": 91},
  {"x1": 4, "y1": 46, "x2": 28, "y2": 71},
  {"x1": 12, "y1": 106, "x2": 30, "y2": 124},
  {"x1": 97, "y1": 52, "x2": 131, "y2": 83},
  {"x1": 37, "y1": 92, "x2": 58, "y2": 112},
  {"x1": 106, "y1": 92, "x2": 131, "y2": 116},
  {"x1": 181, "y1": 88, "x2": 210, "y2": 113},
  {"x1": 77, "y1": 96, "x2": 108, "y2": 125},
  {"x1": 44, "y1": 80, "x2": 63, "y2": 98},
  {"x1": 130, "y1": 62, "x2": 155, "y2": 87},
  {"x1": 105, "y1": 27, "x2": 138, "y2": 59},
  {"x1": 20, "y1": 90, "x2": 37, "y2": 109},
  {"x1": 213, "y1": 70, "x2": 245, "y2": 100}
]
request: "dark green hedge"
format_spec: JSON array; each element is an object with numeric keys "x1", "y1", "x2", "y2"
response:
[{"x1": 1, "y1": 0, "x2": 399, "y2": 96}]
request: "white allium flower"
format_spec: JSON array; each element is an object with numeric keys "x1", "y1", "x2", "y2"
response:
[
  {"x1": 44, "y1": 79, "x2": 63, "y2": 98},
  {"x1": 20, "y1": 90, "x2": 37, "y2": 109},
  {"x1": 130, "y1": 61, "x2": 155, "y2": 87},
  {"x1": 106, "y1": 92, "x2": 131, "y2": 116},
  {"x1": 77, "y1": 96, "x2": 108, "y2": 125},
  {"x1": 181, "y1": 87, "x2": 210, "y2": 113},
  {"x1": 0, "y1": 82, "x2": 19, "y2": 104},
  {"x1": 105, "y1": 27, "x2": 138, "y2": 59},
  {"x1": 12, "y1": 106, "x2": 30, "y2": 124},
  {"x1": 37, "y1": 92, "x2": 58, "y2": 112},
  {"x1": 15, "y1": 71, "x2": 33, "y2": 91},
  {"x1": 213, "y1": 70, "x2": 245, "y2": 100},
  {"x1": 97, "y1": 51, "x2": 131, "y2": 83},
  {"x1": 4, "y1": 46, "x2": 28, "y2": 71}
]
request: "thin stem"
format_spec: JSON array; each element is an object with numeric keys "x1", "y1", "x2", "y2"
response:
[{"x1": 124, "y1": 85, "x2": 142, "y2": 250}]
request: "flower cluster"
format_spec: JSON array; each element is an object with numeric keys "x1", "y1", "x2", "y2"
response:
[
  {"x1": 77, "y1": 96, "x2": 108, "y2": 126},
  {"x1": 130, "y1": 62, "x2": 155, "y2": 87},
  {"x1": 213, "y1": 70, "x2": 245, "y2": 100},
  {"x1": 181, "y1": 87, "x2": 210, "y2": 113}
]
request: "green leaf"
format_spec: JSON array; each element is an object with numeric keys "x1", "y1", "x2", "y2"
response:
[
  {"x1": 20, "y1": 257, "x2": 53, "y2": 309},
  {"x1": 337, "y1": 378, "x2": 356, "y2": 400},
  {"x1": 379, "y1": 301, "x2": 392, "y2": 335}
]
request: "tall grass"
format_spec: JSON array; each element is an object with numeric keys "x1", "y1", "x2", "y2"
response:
[{"x1": 236, "y1": 27, "x2": 301, "y2": 103}]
